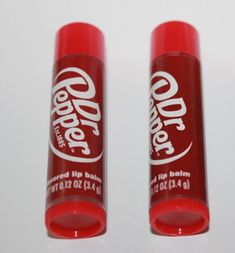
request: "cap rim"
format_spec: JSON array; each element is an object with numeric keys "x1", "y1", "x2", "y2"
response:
[
  {"x1": 152, "y1": 20, "x2": 198, "y2": 35},
  {"x1": 45, "y1": 201, "x2": 106, "y2": 239}
]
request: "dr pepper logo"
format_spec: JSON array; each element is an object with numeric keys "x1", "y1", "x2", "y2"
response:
[
  {"x1": 149, "y1": 71, "x2": 193, "y2": 165},
  {"x1": 49, "y1": 67, "x2": 103, "y2": 163}
]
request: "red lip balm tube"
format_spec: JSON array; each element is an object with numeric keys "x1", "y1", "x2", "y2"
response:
[
  {"x1": 149, "y1": 21, "x2": 209, "y2": 236},
  {"x1": 45, "y1": 23, "x2": 106, "y2": 239}
]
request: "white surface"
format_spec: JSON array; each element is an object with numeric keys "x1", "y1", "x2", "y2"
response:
[{"x1": 0, "y1": 0, "x2": 234, "y2": 252}]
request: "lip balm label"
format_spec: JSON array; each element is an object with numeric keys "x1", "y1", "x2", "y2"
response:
[
  {"x1": 150, "y1": 54, "x2": 207, "y2": 204},
  {"x1": 46, "y1": 54, "x2": 105, "y2": 207},
  {"x1": 150, "y1": 70, "x2": 192, "y2": 165}
]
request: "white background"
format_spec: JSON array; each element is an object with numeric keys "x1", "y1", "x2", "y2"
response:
[{"x1": 0, "y1": 0, "x2": 234, "y2": 252}]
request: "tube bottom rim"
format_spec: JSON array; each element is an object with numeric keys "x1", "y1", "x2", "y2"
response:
[
  {"x1": 150, "y1": 198, "x2": 209, "y2": 236},
  {"x1": 45, "y1": 201, "x2": 106, "y2": 239}
]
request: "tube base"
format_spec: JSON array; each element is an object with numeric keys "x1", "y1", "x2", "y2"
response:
[
  {"x1": 150, "y1": 198, "x2": 209, "y2": 236},
  {"x1": 45, "y1": 201, "x2": 106, "y2": 239}
]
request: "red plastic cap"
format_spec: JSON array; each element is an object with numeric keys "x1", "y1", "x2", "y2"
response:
[
  {"x1": 151, "y1": 21, "x2": 200, "y2": 62},
  {"x1": 45, "y1": 201, "x2": 106, "y2": 239},
  {"x1": 150, "y1": 198, "x2": 209, "y2": 236},
  {"x1": 55, "y1": 22, "x2": 105, "y2": 62}
]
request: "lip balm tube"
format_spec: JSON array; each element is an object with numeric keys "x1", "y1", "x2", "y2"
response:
[
  {"x1": 149, "y1": 21, "x2": 209, "y2": 236},
  {"x1": 45, "y1": 22, "x2": 106, "y2": 239}
]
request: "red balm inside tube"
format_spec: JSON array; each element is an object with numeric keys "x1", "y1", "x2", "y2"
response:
[
  {"x1": 45, "y1": 23, "x2": 106, "y2": 239},
  {"x1": 149, "y1": 21, "x2": 209, "y2": 236}
]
